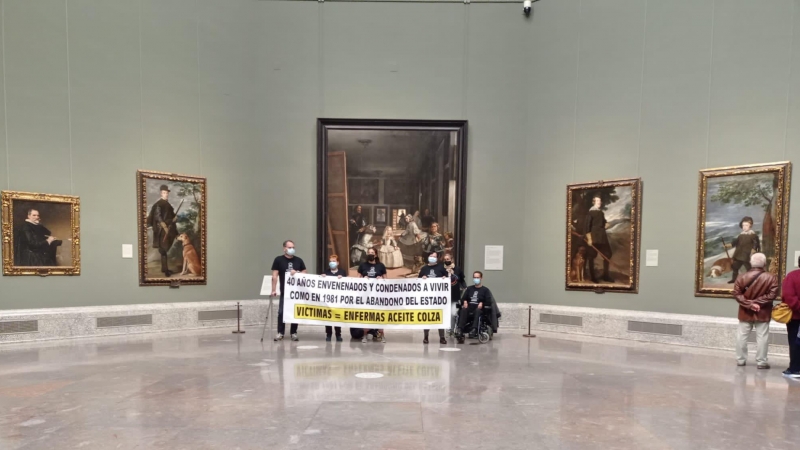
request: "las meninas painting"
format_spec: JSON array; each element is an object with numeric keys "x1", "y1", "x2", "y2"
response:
[
  {"x1": 566, "y1": 178, "x2": 642, "y2": 293},
  {"x1": 695, "y1": 162, "x2": 791, "y2": 298}
]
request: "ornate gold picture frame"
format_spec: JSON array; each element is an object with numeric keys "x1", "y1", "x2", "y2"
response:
[
  {"x1": 565, "y1": 178, "x2": 642, "y2": 293},
  {"x1": 1, "y1": 190, "x2": 81, "y2": 276},
  {"x1": 695, "y1": 162, "x2": 791, "y2": 298},
  {"x1": 137, "y1": 170, "x2": 207, "y2": 286}
]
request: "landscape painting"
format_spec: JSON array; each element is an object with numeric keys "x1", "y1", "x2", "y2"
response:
[
  {"x1": 565, "y1": 178, "x2": 642, "y2": 293},
  {"x1": 318, "y1": 119, "x2": 468, "y2": 279},
  {"x1": 137, "y1": 170, "x2": 207, "y2": 286},
  {"x1": 695, "y1": 162, "x2": 791, "y2": 298}
]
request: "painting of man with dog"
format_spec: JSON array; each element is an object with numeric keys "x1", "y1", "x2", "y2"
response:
[
  {"x1": 695, "y1": 162, "x2": 791, "y2": 298},
  {"x1": 565, "y1": 178, "x2": 642, "y2": 293},
  {"x1": 137, "y1": 170, "x2": 206, "y2": 286},
  {"x1": 318, "y1": 119, "x2": 468, "y2": 279}
]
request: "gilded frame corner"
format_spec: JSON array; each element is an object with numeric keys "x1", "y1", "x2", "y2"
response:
[
  {"x1": 565, "y1": 177, "x2": 643, "y2": 294},
  {"x1": 694, "y1": 161, "x2": 791, "y2": 298},
  {"x1": 1, "y1": 190, "x2": 81, "y2": 276},
  {"x1": 136, "y1": 170, "x2": 207, "y2": 287}
]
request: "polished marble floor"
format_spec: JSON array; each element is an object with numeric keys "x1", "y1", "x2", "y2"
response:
[{"x1": 0, "y1": 327, "x2": 798, "y2": 450}]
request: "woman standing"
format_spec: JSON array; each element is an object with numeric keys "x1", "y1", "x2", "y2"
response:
[
  {"x1": 781, "y1": 257, "x2": 800, "y2": 377},
  {"x1": 358, "y1": 248, "x2": 387, "y2": 343},
  {"x1": 379, "y1": 227, "x2": 404, "y2": 269},
  {"x1": 422, "y1": 222, "x2": 446, "y2": 259},
  {"x1": 320, "y1": 255, "x2": 344, "y2": 342}
]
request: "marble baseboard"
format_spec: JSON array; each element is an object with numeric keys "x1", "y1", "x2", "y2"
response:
[
  {"x1": 495, "y1": 303, "x2": 791, "y2": 356},
  {"x1": 0, "y1": 300, "x2": 272, "y2": 344},
  {"x1": 0, "y1": 301, "x2": 791, "y2": 356}
]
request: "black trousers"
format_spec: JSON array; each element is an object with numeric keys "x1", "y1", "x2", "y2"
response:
[
  {"x1": 731, "y1": 260, "x2": 751, "y2": 282},
  {"x1": 424, "y1": 329, "x2": 445, "y2": 339},
  {"x1": 277, "y1": 296, "x2": 298, "y2": 335},
  {"x1": 787, "y1": 321, "x2": 800, "y2": 372},
  {"x1": 458, "y1": 305, "x2": 482, "y2": 332},
  {"x1": 325, "y1": 326, "x2": 342, "y2": 337}
]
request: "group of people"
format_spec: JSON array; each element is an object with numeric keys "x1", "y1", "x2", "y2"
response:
[
  {"x1": 270, "y1": 240, "x2": 492, "y2": 345},
  {"x1": 733, "y1": 252, "x2": 800, "y2": 378}
]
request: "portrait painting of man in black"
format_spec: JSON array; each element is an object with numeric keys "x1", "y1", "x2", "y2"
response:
[
  {"x1": 566, "y1": 178, "x2": 642, "y2": 293},
  {"x1": 318, "y1": 119, "x2": 468, "y2": 279},
  {"x1": 2, "y1": 191, "x2": 80, "y2": 276}
]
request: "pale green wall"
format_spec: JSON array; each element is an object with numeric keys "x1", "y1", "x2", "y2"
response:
[{"x1": 0, "y1": 0, "x2": 798, "y2": 320}]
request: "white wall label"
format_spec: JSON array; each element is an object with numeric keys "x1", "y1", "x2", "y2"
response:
[
  {"x1": 484, "y1": 245, "x2": 504, "y2": 271},
  {"x1": 645, "y1": 250, "x2": 659, "y2": 267},
  {"x1": 122, "y1": 244, "x2": 133, "y2": 259}
]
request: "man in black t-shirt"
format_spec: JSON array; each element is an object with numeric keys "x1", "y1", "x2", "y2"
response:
[
  {"x1": 270, "y1": 240, "x2": 307, "y2": 341},
  {"x1": 419, "y1": 252, "x2": 449, "y2": 344},
  {"x1": 457, "y1": 271, "x2": 493, "y2": 343},
  {"x1": 358, "y1": 248, "x2": 387, "y2": 343}
]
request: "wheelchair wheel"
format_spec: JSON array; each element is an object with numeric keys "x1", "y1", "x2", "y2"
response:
[{"x1": 478, "y1": 331, "x2": 490, "y2": 344}]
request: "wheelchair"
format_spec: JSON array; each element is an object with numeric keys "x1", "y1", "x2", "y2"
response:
[{"x1": 454, "y1": 306, "x2": 494, "y2": 344}]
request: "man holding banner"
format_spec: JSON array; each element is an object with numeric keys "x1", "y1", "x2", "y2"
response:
[
  {"x1": 271, "y1": 240, "x2": 307, "y2": 341},
  {"x1": 419, "y1": 252, "x2": 449, "y2": 345}
]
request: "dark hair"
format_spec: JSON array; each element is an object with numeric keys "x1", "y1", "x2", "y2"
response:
[
  {"x1": 26, "y1": 208, "x2": 39, "y2": 217},
  {"x1": 473, "y1": 271, "x2": 483, "y2": 278},
  {"x1": 428, "y1": 252, "x2": 438, "y2": 258},
  {"x1": 367, "y1": 248, "x2": 380, "y2": 263},
  {"x1": 283, "y1": 240, "x2": 294, "y2": 247}
]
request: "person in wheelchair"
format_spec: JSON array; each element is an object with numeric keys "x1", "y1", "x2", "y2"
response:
[{"x1": 456, "y1": 271, "x2": 498, "y2": 344}]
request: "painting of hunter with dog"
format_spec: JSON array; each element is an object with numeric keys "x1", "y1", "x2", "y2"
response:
[
  {"x1": 695, "y1": 162, "x2": 791, "y2": 298},
  {"x1": 137, "y1": 170, "x2": 206, "y2": 286},
  {"x1": 565, "y1": 178, "x2": 642, "y2": 293}
]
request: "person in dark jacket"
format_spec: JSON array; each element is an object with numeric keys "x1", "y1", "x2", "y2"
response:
[
  {"x1": 733, "y1": 253, "x2": 778, "y2": 369},
  {"x1": 320, "y1": 255, "x2": 344, "y2": 342},
  {"x1": 726, "y1": 216, "x2": 761, "y2": 284},
  {"x1": 780, "y1": 257, "x2": 800, "y2": 378},
  {"x1": 584, "y1": 196, "x2": 613, "y2": 283},
  {"x1": 419, "y1": 252, "x2": 450, "y2": 344},
  {"x1": 457, "y1": 271, "x2": 498, "y2": 344},
  {"x1": 146, "y1": 185, "x2": 179, "y2": 277},
  {"x1": 14, "y1": 208, "x2": 61, "y2": 266}
]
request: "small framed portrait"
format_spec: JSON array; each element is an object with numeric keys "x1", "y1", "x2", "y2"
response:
[
  {"x1": 374, "y1": 206, "x2": 388, "y2": 226},
  {"x1": 137, "y1": 170, "x2": 207, "y2": 286},
  {"x1": 1, "y1": 190, "x2": 81, "y2": 276},
  {"x1": 695, "y1": 162, "x2": 791, "y2": 298},
  {"x1": 565, "y1": 178, "x2": 643, "y2": 293}
]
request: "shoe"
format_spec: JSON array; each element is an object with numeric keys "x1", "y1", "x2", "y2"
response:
[
  {"x1": 757, "y1": 364, "x2": 771, "y2": 370},
  {"x1": 457, "y1": 338, "x2": 465, "y2": 344},
  {"x1": 440, "y1": 338, "x2": 447, "y2": 344},
  {"x1": 291, "y1": 333, "x2": 299, "y2": 341},
  {"x1": 783, "y1": 371, "x2": 800, "y2": 378},
  {"x1": 737, "y1": 361, "x2": 746, "y2": 367},
  {"x1": 380, "y1": 335, "x2": 386, "y2": 343},
  {"x1": 326, "y1": 335, "x2": 332, "y2": 342},
  {"x1": 336, "y1": 336, "x2": 343, "y2": 342},
  {"x1": 274, "y1": 333, "x2": 284, "y2": 342},
  {"x1": 783, "y1": 369, "x2": 792, "y2": 375},
  {"x1": 468, "y1": 331, "x2": 478, "y2": 339},
  {"x1": 423, "y1": 337, "x2": 429, "y2": 344},
  {"x1": 362, "y1": 334, "x2": 370, "y2": 343}
]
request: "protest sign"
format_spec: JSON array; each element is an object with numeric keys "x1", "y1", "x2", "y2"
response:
[{"x1": 282, "y1": 273, "x2": 451, "y2": 330}]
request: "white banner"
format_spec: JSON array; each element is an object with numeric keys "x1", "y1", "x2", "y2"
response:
[{"x1": 283, "y1": 273, "x2": 451, "y2": 330}]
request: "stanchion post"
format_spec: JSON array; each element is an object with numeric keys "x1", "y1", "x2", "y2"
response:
[
  {"x1": 232, "y1": 302, "x2": 245, "y2": 334},
  {"x1": 522, "y1": 305, "x2": 536, "y2": 338}
]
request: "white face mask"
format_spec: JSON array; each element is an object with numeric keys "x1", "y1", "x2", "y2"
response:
[
  {"x1": 329, "y1": 261, "x2": 338, "y2": 269},
  {"x1": 428, "y1": 257, "x2": 437, "y2": 264},
  {"x1": 286, "y1": 248, "x2": 296, "y2": 256}
]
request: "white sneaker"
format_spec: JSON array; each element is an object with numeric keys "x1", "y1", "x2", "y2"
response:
[
  {"x1": 380, "y1": 335, "x2": 386, "y2": 343},
  {"x1": 273, "y1": 333, "x2": 284, "y2": 342},
  {"x1": 291, "y1": 333, "x2": 299, "y2": 341},
  {"x1": 362, "y1": 334, "x2": 370, "y2": 343}
]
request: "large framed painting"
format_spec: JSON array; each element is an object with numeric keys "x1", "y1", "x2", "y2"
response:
[
  {"x1": 1, "y1": 190, "x2": 80, "y2": 276},
  {"x1": 565, "y1": 178, "x2": 642, "y2": 293},
  {"x1": 137, "y1": 170, "x2": 206, "y2": 286},
  {"x1": 695, "y1": 162, "x2": 791, "y2": 298},
  {"x1": 317, "y1": 119, "x2": 468, "y2": 278}
]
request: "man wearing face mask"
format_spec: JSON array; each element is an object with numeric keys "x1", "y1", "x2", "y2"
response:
[
  {"x1": 419, "y1": 252, "x2": 449, "y2": 344},
  {"x1": 320, "y1": 255, "x2": 344, "y2": 342},
  {"x1": 358, "y1": 248, "x2": 387, "y2": 343},
  {"x1": 457, "y1": 271, "x2": 496, "y2": 344},
  {"x1": 271, "y1": 240, "x2": 307, "y2": 341}
]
